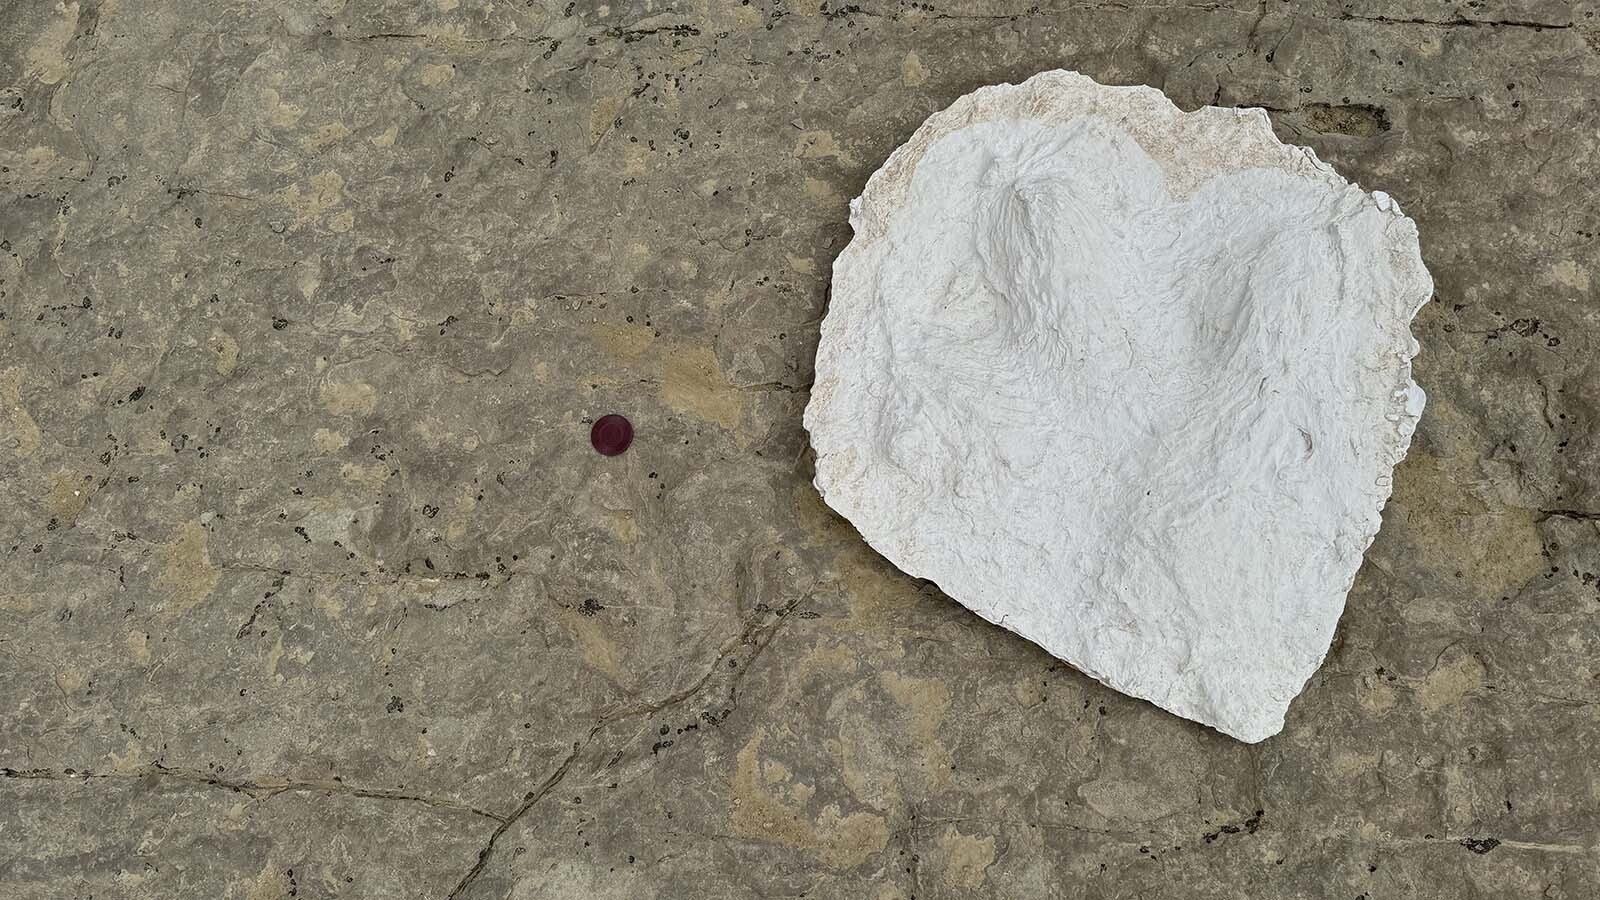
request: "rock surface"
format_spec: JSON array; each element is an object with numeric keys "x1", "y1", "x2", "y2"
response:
[
  {"x1": 806, "y1": 70, "x2": 1431, "y2": 742},
  {"x1": 5, "y1": 3, "x2": 1600, "y2": 898}
]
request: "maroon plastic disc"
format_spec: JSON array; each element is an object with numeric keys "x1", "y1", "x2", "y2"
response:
[{"x1": 590, "y1": 414, "x2": 633, "y2": 456}]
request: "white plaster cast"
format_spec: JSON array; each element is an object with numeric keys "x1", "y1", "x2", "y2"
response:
[{"x1": 804, "y1": 70, "x2": 1430, "y2": 742}]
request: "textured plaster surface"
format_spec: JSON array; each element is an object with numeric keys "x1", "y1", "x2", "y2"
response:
[
  {"x1": 2, "y1": 2, "x2": 1599, "y2": 898},
  {"x1": 806, "y1": 71, "x2": 1431, "y2": 742}
]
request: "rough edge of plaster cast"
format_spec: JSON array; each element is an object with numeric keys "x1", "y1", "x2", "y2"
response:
[{"x1": 806, "y1": 69, "x2": 1432, "y2": 742}]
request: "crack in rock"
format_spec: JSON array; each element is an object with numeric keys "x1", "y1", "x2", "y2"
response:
[
  {"x1": 442, "y1": 587, "x2": 814, "y2": 897},
  {"x1": 2, "y1": 764, "x2": 507, "y2": 823}
]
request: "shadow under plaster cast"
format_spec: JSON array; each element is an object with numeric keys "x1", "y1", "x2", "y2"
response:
[{"x1": 804, "y1": 70, "x2": 1431, "y2": 743}]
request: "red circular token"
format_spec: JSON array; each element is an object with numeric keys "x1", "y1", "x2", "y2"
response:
[{"x1": 590, "y1": 414, "x2": 633, "y2": 456}]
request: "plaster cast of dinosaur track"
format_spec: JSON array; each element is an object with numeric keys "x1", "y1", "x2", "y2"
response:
[{"x1": 805, "y1": 70, "x2": 1431, "y2": 742}]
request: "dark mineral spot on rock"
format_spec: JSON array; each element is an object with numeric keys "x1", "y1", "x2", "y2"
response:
[{"x1": 1300, "y1": 103, "x2": 1391, "y2": 137}]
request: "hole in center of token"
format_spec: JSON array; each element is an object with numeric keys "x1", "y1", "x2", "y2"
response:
[{"x1": 591, "y1": 414, "x2": 633, "y2": 456}]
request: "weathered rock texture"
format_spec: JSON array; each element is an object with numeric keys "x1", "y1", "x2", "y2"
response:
[
  {"x1": 806, "y1": 70, "x2": 1431, "y2": 742},
  {"x1": 4, "y1": 3, "x2": 1600, "y2": 899}
]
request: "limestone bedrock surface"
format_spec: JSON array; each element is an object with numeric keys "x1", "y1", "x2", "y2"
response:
[
  {"x1": 7, "y1": 3, "x2": 1600, "y2": 899},
  {"x1": 806, "y1": 70, "x2": 1432, "y2": 742}
]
